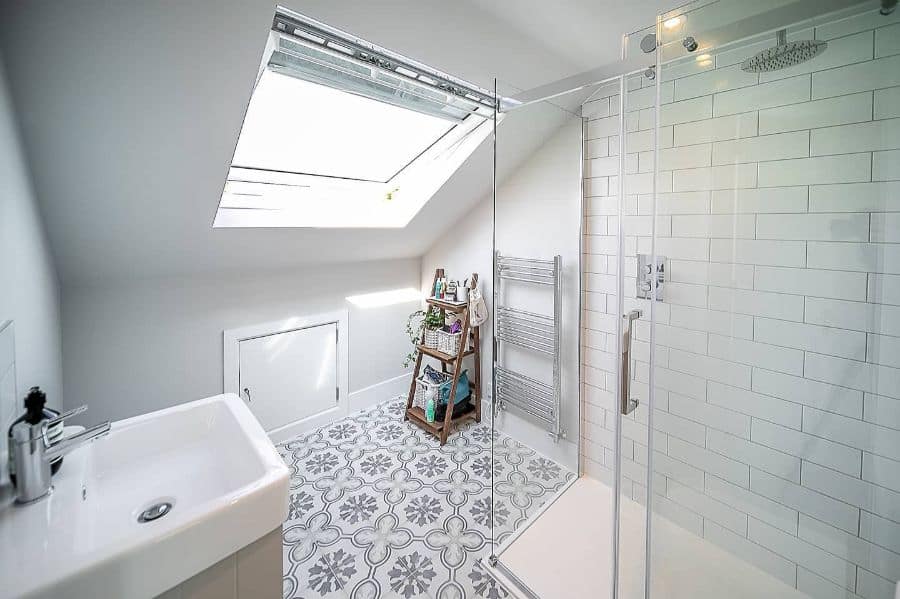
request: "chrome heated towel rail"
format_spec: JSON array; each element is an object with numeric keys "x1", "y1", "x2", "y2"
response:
[{"x1": 494, "y1": 252, "x2": 563, "y2": 440}]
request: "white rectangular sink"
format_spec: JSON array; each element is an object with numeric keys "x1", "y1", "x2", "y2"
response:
[{"x1": 0, "y1": 394, "x2": 289, "y2": 598}]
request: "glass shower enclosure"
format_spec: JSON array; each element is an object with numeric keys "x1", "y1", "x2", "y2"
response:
[{"x1": 486, "y1": 1, "x2": 900, "y2": 598}]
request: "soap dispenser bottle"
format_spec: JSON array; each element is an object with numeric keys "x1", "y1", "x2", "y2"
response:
[{"x1": 7, "y1": 387, "x2": 64, "y2": 486}]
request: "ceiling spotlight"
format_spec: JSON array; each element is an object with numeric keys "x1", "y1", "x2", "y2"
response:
[
  {"x1": 663, "y1": 16, "x2": 683, "y2": 29},
  {"x1": 683, "y1": 36, "x2": 699, "y2": 52}
]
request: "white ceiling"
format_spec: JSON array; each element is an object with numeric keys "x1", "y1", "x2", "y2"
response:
[
  {"x1": 466, "y1": 0, "x2": 682, "y2": 73},
  {"x1": 0, "y1": 0, "x2": 675, "y2": 284}
]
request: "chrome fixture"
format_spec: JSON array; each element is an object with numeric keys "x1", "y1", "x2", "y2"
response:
[
  {"x1": 640, "y1": 33, "x2": 657, "y2": 53},
  {"x1": 683, "y1": 36, "x2": 699, "y2": 52},
  {"x1": 138, "y1": 500, "x2": 174, "y2": 523},
  {"x1": 494, "y1": 252, "x2": 564, "y2": 440},
  {"x1": 637, "y1": 254, "x2": 666, "y2": 301},
  {"x1": 621, "y1": 310, "x2": 642, "y2": 416},
  {"x1": 883, "y1": 0, "x2": 898, "y2": 15},
  {"x1": 10, "y1": 405, "x2": 110, "y2": 504},
  {"x1": 644, "y1": 66, "x2": 656, "y2": 80},
  {"x1": 741, "y1": 29, "x2": 827, "y2": 72}
]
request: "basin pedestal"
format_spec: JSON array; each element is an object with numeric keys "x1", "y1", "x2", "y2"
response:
[{"x1": 156, "y1": 527, "x2": 282, "y2": 599}]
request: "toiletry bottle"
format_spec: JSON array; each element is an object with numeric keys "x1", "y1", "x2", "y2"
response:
[
  {"x1": 7, "y1": 387, "x2": 64, "y2": 486},
  {"x1": 426, "y1": 397, "x2": 436, "y2": 423}
]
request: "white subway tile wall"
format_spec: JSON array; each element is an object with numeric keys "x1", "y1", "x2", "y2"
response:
[{"x1": 581, "y1": 9, "x2": 900, "y2": 598}]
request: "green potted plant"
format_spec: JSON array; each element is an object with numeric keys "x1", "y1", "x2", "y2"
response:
[
  {"x1": 422, "y1": 308, "x2": 444, "y2": 349},
  {"x1": 402, "y1": 308, "x2": 444, "y2": 368}
]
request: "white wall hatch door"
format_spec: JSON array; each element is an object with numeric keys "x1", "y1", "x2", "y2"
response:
[{"x1": 238, "y1": 323, "x2": 338, "y2": 434}]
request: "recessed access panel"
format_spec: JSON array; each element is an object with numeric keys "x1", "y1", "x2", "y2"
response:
[{"x1": 238, "y1": 323, "x2": 338, "y2": 434}]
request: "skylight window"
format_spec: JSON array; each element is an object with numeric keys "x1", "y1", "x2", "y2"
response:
[
  {"x1": 214, "y1": 7, "x2": 495, "y2": 229},
  {"x1": 231, "y1": 72, "x2": 456, "y2": 183}
]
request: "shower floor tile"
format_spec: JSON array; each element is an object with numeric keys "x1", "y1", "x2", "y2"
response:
[{"x1": 278, "y1": 397, "x2": 575, "y2": 599}]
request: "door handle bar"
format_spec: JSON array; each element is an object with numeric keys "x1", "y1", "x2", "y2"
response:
[{"x1": 621, "y1": 309, "x2": 642, "y2": 415}]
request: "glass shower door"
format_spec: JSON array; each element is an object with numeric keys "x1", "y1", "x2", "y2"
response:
[
  {"x1": 485, "y1": 26, "x2": 668, "y2": 599},
  {"x1": 608, "y1": 65, "x2": 664, "y2": 599},
  {"x1": 643, "y1": 1, "x2": 900, "y2": 598},
  {"x1": 485, "y1": 78, "x2": 589, "y2": 597}
]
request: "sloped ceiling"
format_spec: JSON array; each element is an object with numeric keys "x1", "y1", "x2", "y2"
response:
[
  {"x1": 0, "y1": 0, "x2": 671, "y2": 284},
  {"x1": 466, "y1": 0, "x2": 679, "y2": 72}
]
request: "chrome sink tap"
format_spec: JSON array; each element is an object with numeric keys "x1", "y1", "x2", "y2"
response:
[{"x1": 10, "y1": 405, "x2": 110, "y2": 505}]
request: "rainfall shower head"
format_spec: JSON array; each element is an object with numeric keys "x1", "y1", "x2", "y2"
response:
[{"x1": 741, "y1": 29, "x2": 827, "y2": 72}]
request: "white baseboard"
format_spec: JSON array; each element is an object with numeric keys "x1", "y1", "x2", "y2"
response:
[
  {"x1": 267, "y1": 373, "x2": 411, "y2": 443},
  {"x1": 267, "y1": 405, "x2": 349, "y2": 444},
  {"x1": 349, "y1": 372, "x2": 411, "y2": 413}
]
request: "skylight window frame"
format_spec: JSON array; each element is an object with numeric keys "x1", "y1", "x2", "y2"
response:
[
  {"x1": 268, "y1": 29, "x2": 485, "y2": 126},
  {"x1": 271, "y1": 7, "x2": 495, "y2": 111},
  {"x1": 213, "y1": 7, "x2": 498, "y2": 229}
]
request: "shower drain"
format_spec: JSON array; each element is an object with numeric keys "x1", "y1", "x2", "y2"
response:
[{"x1": 137, "y1": 500, "x2": 174, "y2": 523}]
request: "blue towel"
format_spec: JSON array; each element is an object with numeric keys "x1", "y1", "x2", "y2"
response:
[{"x1": 438, "y1": 370, "x2": 470, "y2": 405}]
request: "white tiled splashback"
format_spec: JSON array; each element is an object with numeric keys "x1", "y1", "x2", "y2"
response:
[
  {"x1": 581, "y1": 7, "x2": 900, "y2": 599},
  {"x1": 0, "y1": 321, "x2": 16, "y2": 486}
]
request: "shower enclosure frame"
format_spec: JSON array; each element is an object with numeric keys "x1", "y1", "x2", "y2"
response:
[
  {"x1": 483, "y1": 78, "x2": 588, "y2": 596},
  {"x1": 484, "y1": 1, "x2": 882, "y2": 597},
  {"x1": 484, "y1": 50, "x2": 655, "y2": 599}
]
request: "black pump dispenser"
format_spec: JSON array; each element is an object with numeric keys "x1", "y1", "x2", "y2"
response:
[
  {"x1": 22, "y1": 387, "x2": 47, "y2": 424},
  {"x1": 7, "y1": 386, "x2": 63, "y2": 486}
]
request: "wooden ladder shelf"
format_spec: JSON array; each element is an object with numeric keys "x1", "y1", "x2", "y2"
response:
[{"x1": 405, "y1": 269, "x2": 482, "y2": 445}]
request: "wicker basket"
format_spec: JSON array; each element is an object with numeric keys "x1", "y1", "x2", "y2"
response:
[
  {"x1": 437, "y1": 328, "x2": 464, "y2": 356},
  {"x1": 423, "y1": 328, "x2": 440, "y2": 348},
  {"x1": 413, "y1": 373, "x2": 452, "y2": 410}
]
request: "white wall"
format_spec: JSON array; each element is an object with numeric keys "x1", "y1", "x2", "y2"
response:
[
  {"x1": 62, "y1": 259, "x2": 419, "y2": 423},
  {"x1": 0, "y1": 52, "x2": 63, "y2": 421},
  {"x1": 422, "y1": 109, "x2": 583, "y2": 470},
  {"x1": 0, "y1": 0, "x2": 583, "y2": 285},
  {"x1": 582, "y1": 8, "x2": 900, "y2": 598}
]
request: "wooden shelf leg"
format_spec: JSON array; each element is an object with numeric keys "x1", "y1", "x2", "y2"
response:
[
  {"x1": 405, "y1": 299, "x2": 432, "y2": 421},
  {"x1": 405, "y1": 350, "x2": 423, "y2": 421},
  {"x1": 440, "y1": 310, "x2": 470, "y2": 445}
]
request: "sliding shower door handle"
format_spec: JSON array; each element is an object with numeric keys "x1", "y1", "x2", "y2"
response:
[{"x1": 621, "y1": 309, "x2": 642, "y2": 415}]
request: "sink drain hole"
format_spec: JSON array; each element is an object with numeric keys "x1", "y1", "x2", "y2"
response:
[{"x1": 138, "y1": 500, "x2": 174, "y2": 523}]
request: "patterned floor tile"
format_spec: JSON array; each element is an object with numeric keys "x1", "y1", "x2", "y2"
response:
[
  {"x1": 398, "y1": 489, "x2": 453, "y2": 538},
  {"x1": 304, "y1": 546, "x2": 357, "y2": 598},
  {"x1": 326, "y1": 488, "x2": 392, "y2": 537},
  {"x1": 279, "y1": 396, "x2": 574, "y2": 599}
]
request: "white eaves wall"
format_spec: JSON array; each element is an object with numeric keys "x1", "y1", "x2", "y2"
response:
[{"x1": 0, "y1": 1, "x2": 586, "y2": 422}]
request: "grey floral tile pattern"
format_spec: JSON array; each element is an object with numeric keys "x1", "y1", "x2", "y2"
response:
[{"x1": 278, "y1": 397, "x2": 574, "y2": 599}]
